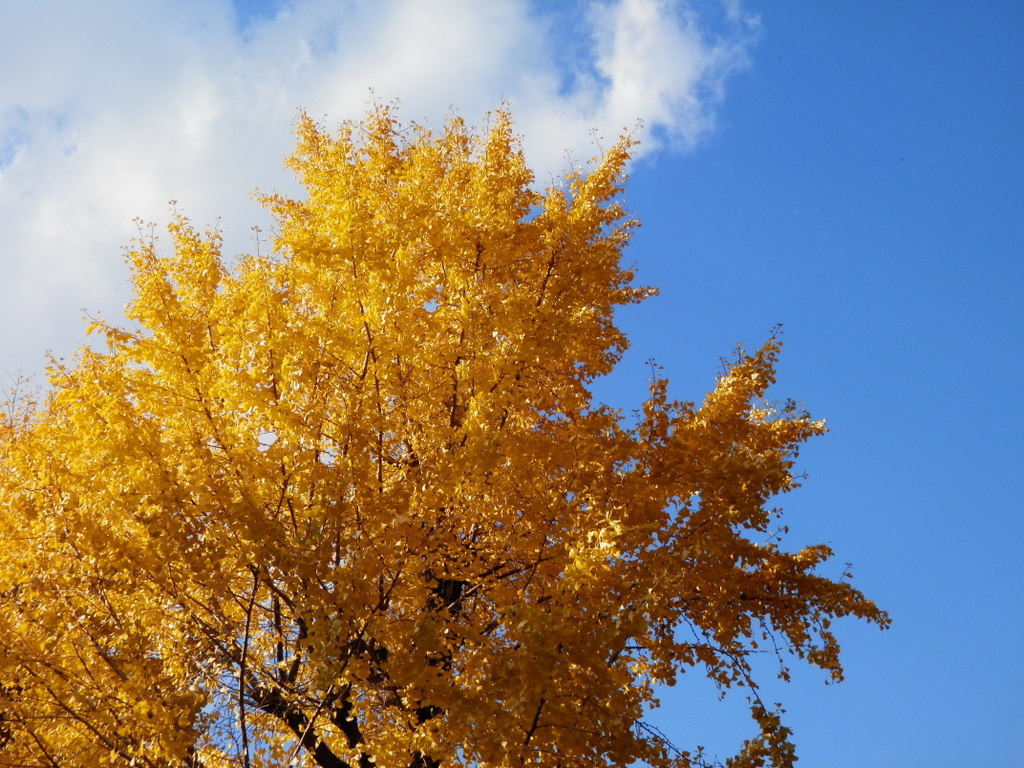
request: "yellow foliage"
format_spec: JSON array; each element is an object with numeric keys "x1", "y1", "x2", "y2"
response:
[{"x1": 0, "y1": 107, "x2": 887, "y2": 768}]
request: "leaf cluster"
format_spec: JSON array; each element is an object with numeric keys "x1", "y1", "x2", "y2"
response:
[{"x1": 0, "y1": 107, "x2": 887, "y2": 768}]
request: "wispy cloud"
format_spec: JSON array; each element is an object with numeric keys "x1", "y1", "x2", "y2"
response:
[{"x1": 0, "y1": 0, "x2": 757, "y2": 376}]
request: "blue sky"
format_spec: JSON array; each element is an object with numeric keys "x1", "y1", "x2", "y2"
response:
[
  {"x1": 611, "y1": 5, "x2": 1024, "y2": 766},
  {"x1": 2, "y1": 2, "x2": 1021, "y2": 766}
]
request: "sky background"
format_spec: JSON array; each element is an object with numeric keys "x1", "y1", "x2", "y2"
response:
[{"x1": 2, "y1": 2, "x2": 1022, "y2": 766}]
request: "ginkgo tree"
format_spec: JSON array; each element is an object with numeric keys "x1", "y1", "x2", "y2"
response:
[{"x1": 0, "y1": 107, "x2": 887, "y2": 768}]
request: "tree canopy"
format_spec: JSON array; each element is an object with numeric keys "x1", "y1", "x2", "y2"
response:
[{"x1": 0, "y1": 107, "x2": 887, "y2": 768}]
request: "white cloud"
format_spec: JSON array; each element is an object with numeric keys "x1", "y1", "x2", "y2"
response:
[
  {"x1": 588, "y1": 0, "x2": 749, "y2": 151},
  {"x1": 0, "y1": 0, "x2": 757, "y2": 378}
]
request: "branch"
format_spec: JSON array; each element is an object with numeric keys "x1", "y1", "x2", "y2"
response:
[{"x1": 248, "y1": 683, "x2": 363, "y2": 768}]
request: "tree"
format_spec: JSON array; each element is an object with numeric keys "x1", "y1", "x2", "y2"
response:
[{"x1": 0, "y1": 107, "x2": 887, "y2": 768}]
